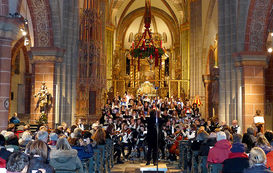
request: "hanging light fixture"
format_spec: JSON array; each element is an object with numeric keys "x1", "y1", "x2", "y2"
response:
[{"x1": 130, "y1": 0, "x2": 165, "y2": 70}]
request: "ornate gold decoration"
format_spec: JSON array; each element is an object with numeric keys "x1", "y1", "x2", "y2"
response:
[{"x1": 137, "y1": 81, "x2": 156, "y2": 96}]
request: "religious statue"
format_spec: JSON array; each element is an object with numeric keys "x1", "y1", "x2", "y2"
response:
[{"x1": 34, "y1": 82, "x2": 52, "y2": 114}]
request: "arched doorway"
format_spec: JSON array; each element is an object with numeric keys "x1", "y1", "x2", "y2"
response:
[{"x1": 9, "y1": 37, "x2": 31, "y2": 122}]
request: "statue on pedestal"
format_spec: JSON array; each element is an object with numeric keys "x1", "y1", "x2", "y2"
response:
[{"x1": 34, "y1": 82, "x2": 52, "y2": 125}]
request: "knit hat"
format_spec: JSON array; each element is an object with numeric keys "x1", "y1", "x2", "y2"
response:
[
  {"x1": 216, "y1": 131, "x2": 226, "y2": 141},
  {"x1": 49, "y1": 133, "x2": 58, "y2": 141},
  {"x1": 230, "y1": 142, "x2": 245, "y2": 153}
]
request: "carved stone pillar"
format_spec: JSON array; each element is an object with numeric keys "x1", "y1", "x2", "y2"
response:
[
  {"x1": 30, "y1": 47, "x2": 63, "y2": 128},
  {"x1": 235, "y1": 52, "x2": 268, "y2": 132},
  {"x1": 0, "y1": 15, "x2": 20, "y2": 130}
]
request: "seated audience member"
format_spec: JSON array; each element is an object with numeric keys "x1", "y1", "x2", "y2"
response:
[
  {"x1": 6, "y1": 152, "x2": 29, "y2": 173},
  {"x1": 7, "y1": 124, "x2": 16, "y2": 133},
  {"x1": 242, "y1": 127, "x2": 257, "y2": 153},
  {"x1": 207, "y1": 131, "x2": 231, "y2": 164},
  {"x1": 36, "y1": 130, "x2": 48, "y2": 143},
  {"x1": 222, "y1": 134, "x2": 249, "y2": 173},
  {"x1": 24, "y1": 141, "x2": 33, "y2": 155},
  {"x1": 69, "y1": 133, "x2": 93, "y2": 161},
  {"x1": 9, "y1": 113, "x2": 20, "y2": 125},
  {"x1": 243, "y1": 147, "x2": 273, "y2": 173},
  {"x1": 27, "y1": 140, "x2": 54, "y2": 173},
  {"x1": 224, "y1": 130, "x2": 233, "y2": 142},
  {"x1": 265, "y1": 131, "x2": 273, "y2": 147},
  {"x1": 50, "y1": 137, "x2": 83, "y2": 173},
  {"x1": 48, "y1": 133, "x2": 58, "y2": 148},
  {"x1": 4, "y1": 132, "x2": 14, "y2": 141},
  {"x1": 36, "y1": 130, "x2": 50, "y2": 163},
  {"x1": 0, "y1": 134, "x2": 11, "y2": 168},
  {"x1": 6, "y1": 135, "x2": 20, "y2": 152},
  {"x1": 256, "y1": 135, "x2": 273, "y2": 171},
  {"x1": 257, "y1": 135, "x2": 273, "y2": 154},
  {"x1": 199, "y1": 132, "x2": 217, "y2": 156},
  {"x1": 92, "y1": 126, "x2": 106, "y2": 145},
  {"x1": 19, "y1": 131, "x2": 32, "y2": 150}
]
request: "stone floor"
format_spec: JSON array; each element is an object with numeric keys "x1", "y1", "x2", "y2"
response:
[{"x1": 111, "y1": 160, "x2": 183, "y2": 173}]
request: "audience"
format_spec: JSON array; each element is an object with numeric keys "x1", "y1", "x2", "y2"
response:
[
  {"x1": 243, "y1": 147, "x2": 273, "y2": 173},
  {"x1": 69, "y1": 129, "x2": 94, "y2": 161},
  {"x1": 242, "y1": 127, "x2": 257, "y2": 153},
  {"x1": 48, "y1": 133, "x2": 58, "y2": 148},
  {"x1": 2, "y1": 95, "x2": 273, "y2": 173},
  {"x1": 50, "y1": 137, "x2": 83, "y2": 173},
  {"x1": 5, "y1": 135, "x2": 19, "y2": 152},
  {"x1": 207, "y1": 131, "x2": 231, "y2": 164},
  {"x1": 93, "y1": 126, "x2": 106, "y2": 145},
  {"x1": 222, "y1": 134, "x2": 249, "y2": 173},
  {"x1": 19, "y1": 131, "x2": 32, "y2": 150},
  {"x1": 265, "y1": 131, "x2": 273, "y2": 147},
  {"x1": 27, "y1": 140, "x2": 54, "y2": 173},
  {"x1": 6, "y1": 152, "x2": 29, "y2": 173},
  {"x1": 0, "y1": 134, "x2": 11, "y2": 168}
]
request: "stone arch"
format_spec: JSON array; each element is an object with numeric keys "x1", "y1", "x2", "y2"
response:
[
  {"x1": 10, "y1": 37, "x2": 32, "y2": 115},
  {"x1": 11, "y1": 37, "x2": 30, "y2": 74},
  {"x1": 26, "y1": 0, "x2": 54, "y2": 47},
  {"x1": 245, "y1": 0, "x2": 273, "y2": 51},
  {"x1": 116, "y1": 7, "x2": 180, "y2": 47}
]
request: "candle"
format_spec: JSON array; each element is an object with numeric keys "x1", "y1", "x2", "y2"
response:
[
  {"x1": 160, "y1": 40, "x2": 162, "y2": 48},
  {"x1": 132, "y1": 41, "x2": 134, "y2": 49}
]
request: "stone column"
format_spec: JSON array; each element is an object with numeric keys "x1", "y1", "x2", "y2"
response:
[
  {"x1": 202, "y1": 75, "x2": 211, "y2": 120},
  {"x1": 235, "y1": 52, "x2": 268, "y2": 132},
  {"x1": 30, "y1": 47, "x2": 63, "y2": 128},
  {"x1": 181, "y1": 22, "x2": 190, "y2": 97},
  {"x1": 0, "y1": 0, "x2": 8, "y2": 16},
  {"x1": 0, "y1": 15, "x2": 20, "y2": 130}
]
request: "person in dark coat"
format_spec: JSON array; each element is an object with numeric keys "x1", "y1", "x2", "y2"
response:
[
  {"x1": 145, "y1": 110, "x2": 166, "y2": 165},
  {"x1": 242, "y1": 127, "x2": 257, "y2": 153},
  {"x1": 6, "y1": 152, "x2": 29, "y2": 173},
  {"x1": 0, "y1": 134, "x2": 11, "y2": 160},
  {"x1": 199, "y1": 132, "x2": 217, "y2": 156},
  {"x1": 222, "y1": 134, "x2": 249, "y2": 173},
  {"x1": 27, "y1": 140, "x2": 54, "y2": 173},
  {"x1": 243, "y1": 147, "x2": 273, "y2": 173}
]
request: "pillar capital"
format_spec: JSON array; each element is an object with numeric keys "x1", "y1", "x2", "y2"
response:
[
  {"x1": 29, "y1": 47, "x2": 64, "y2": 63},
  {"x1": 0, "y1": 16, "x2": 22, "y2": 41},
  {"x1": 233, "y1": 51, "x2": 268, "y2": 67},
  {"x1": 180, "y1": 22, "x2": 190, "y2": 31}
]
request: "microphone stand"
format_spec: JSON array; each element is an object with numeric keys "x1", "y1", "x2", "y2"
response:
[{"x1": 156, "y1": 110, "x2": 159, "y2": 172}]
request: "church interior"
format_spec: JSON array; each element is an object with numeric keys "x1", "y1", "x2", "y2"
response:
[
  {"x1": 1, "y1": 0, "x2": 273, "y2": 172},
  {"x1": 1, "y1": 0, "x2": 272, "y2": 132}
]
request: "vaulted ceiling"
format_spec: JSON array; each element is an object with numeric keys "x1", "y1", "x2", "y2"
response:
[
  {"x1": 110, "y1": 0, "x2": 187, "y2": 48},
  {"x1": 110, "y1": 0, "x2": 187, "y2": 26}
]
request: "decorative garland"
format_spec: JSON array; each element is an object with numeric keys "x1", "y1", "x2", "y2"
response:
[{"x1": 130, "y1": 47, "x2": 165, "y2": 58}]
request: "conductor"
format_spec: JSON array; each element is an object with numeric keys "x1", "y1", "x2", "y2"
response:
[{"x1": 145, "y1": 110, "x2": 165, "y2": 165}]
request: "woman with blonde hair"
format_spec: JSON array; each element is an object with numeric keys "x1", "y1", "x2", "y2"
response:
[
  {"x1": 50, "y1": 137, "x2": 83, "y2": 173},
  {"x1": 243, "y1": 147, "x2": 273, "y2": 173}
]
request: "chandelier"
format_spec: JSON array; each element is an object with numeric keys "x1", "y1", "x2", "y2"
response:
[{"x1": 130, "y1": 0, "x2": 165, "y2": 70}]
